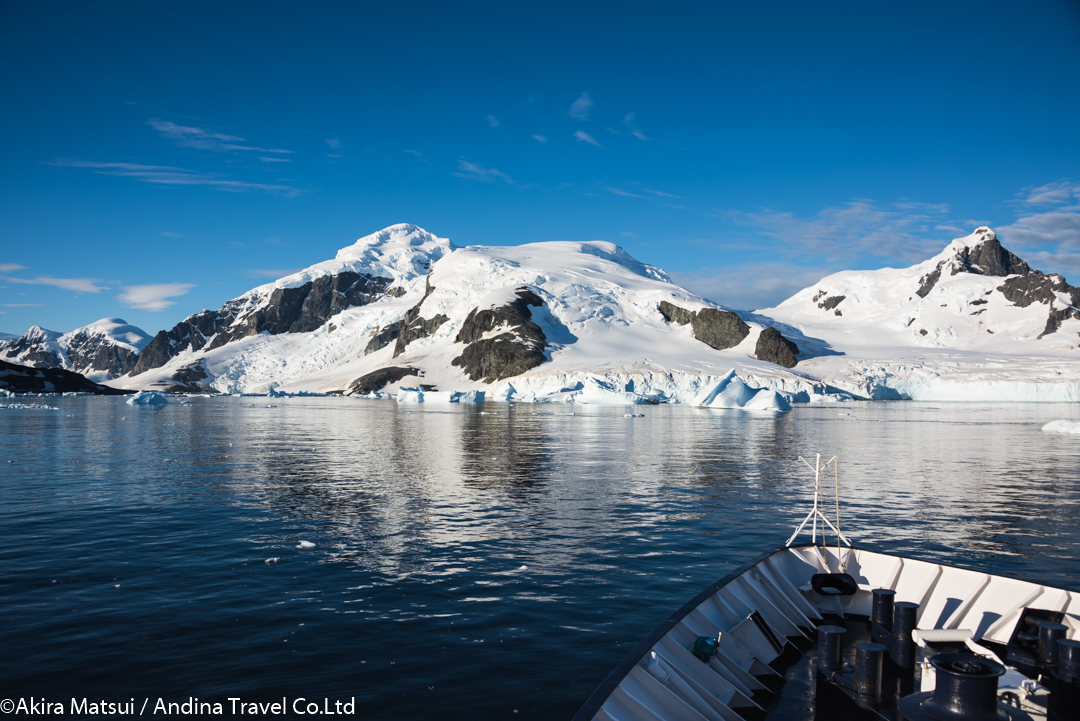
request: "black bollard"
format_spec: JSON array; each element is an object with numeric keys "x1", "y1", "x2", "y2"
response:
[
  {"x1": 854, "y1": 641, "x2": 886, "y2": 696},
  {"x1": 1050, "y1": 639, "x2": 1080, "y2": 721},
  {"x1": 818, "y1": 625, "x2": 846, "y2": 673},
  {"x1": 1059, "y1": 638, "x2": 1080, "y2": 683},
  {"x1": 1038, "y1": 621, "x2": 1067, "y2": 667},
  {"x1": 872, "y1": 588, "x2": 896, "y2": 629},
  {"x1": 914, "y1": 654, "x2": 1006, "y2": 721},
  {"x1": 891, "y1": 602, "x2": 918, "y2": 670}
]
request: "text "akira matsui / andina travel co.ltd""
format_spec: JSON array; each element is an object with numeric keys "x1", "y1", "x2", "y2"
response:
[{"x1": 1, "y1": 697, "x2": 358, "y2": 715}]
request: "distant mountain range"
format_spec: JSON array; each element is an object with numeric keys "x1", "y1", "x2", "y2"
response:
[
  {"x1": 0, "y1": 318, "x2": 150, "y2": 382},
  {"x1": 3, "y1": 224, "x2": 1078, "y2": 402}
]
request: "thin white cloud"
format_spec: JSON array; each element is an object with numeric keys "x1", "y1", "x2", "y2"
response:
[
  {"x1": 725, "y1": 200, "x2": 956, "y2": 264},
  {"x1": 646, "y1": 189, "x2": 684, "y2": 199},
  {"x1": 327, "y1": 154, "x2": 344, "y2": 158},
  {"x1": 0, "y1": 263, "x2": 27, "y2": 273},
  {"x1": 453, "y1": 160, "x2": 515, "y2": 184},
  {"x1": 404, "y1": 149, "x2": 427, "y2": 161},
  {"x1": 117, "y1": 283, "x2": 195, "y2": 311},
  {"x1": 570, "y1": 92, "x2": 592, "y2": 120},
  {"x1": 620, "y1": 231, "x2": 638, "y2": 238},
  {"x1": 604, "y1": 187, "x2": 643, "y2": 198},
  {"x1": 257, "y1": 156, "x2": 291, "y2": 163},
  {"x1": 487, "y1": 115, "x2": 500, "y2": 128},
  {"x1": 623, "y1": 112, "x2": 648, "y2": 139},
  {"x1": 670, "y1": 263, "x2": 831, "y2": 312},
  {"x1": 531, "y1": 134, "x2": 547, "y2": 143},
  {"x1": 0, "y1": 274, "x2": 107, "y2": 293},
  {"x1": 148, "y1": 119, "x2": 293, "y2": 154},
  {"x1": 326, "y1": 138, "x2": 342, "y2": 149},
  {"x1": 1019, "y1": 180, "x2": 1080, "y2": 207},
  {"x1": 997, "y1": 179, "x2": 1080, "y2": 278},
  {"x1": 2, "y1": 303, "x2": 45, "y2": 307},
  {"x1": 243, "y1": 268, "x2": 304, "y2": 279},
  {"x1": 47, "y1": 159, "x2": 300, "y2": 194},
  {"x1": 574, "y1": 130, "x2": 601, "y2": 147}
]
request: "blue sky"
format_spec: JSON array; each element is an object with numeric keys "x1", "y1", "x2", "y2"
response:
[{"x1": 2, "y1": 0, "x2": 1079, "y2": 335}]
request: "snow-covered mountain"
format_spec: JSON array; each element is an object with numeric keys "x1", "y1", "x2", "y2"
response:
[
  {"x1": 753, "y1": 227, "x2": 1080, "y2": 400},
  {"x1": 114, "y1": 223, "x2": 814, "y2": 401},
  {"x1": 0, "y1": 318, "x2": 151, "y2": 381}
]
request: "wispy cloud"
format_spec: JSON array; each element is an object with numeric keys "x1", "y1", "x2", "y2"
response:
[
  {"x1": 604, "y1": 187, "x2": 643, "y2": 198},
  {"x1": 486, "y1": 115, "x2": 500, "y2": 128},
  {"x1": 117, "y1": 283, "x2": 195, "y2": 311},
  {"x1": 257, "y1": 156, "x2": 291, "y2": 163},
  {"x1": 724, "y1": 199, "x2": 956, "y2": 264},
  {"x1": 620, "y1": 231, "x2": 638, "y2": 238},
  {"x1": 647, "y1": 189, "x2": 683, "y2": 199},
  {"x1": 0, "y1": 263, "x2": 27, "y2": 273},
  {"x1": 570, "y1": 92, "x2": 592, "y2": 120},
  {"x1": 998, "y1": 179, "x2": 1080, "y2": 278},
  {"x1": 453, "y1": 160, "x2": 515, "y2": 184},
  {"x1": 243, "y1": 268, "x2": 304, "y2": 279},
  {"x1": 0, "y1": 274, "x2": 107, "y2": 293},
  {"x1": 531, "y1": 134, "x2": 547, "y2": 143},
  {"x1": 670, "y1": 263, "x2": 832, "y2": 312},
  {"x1": 623, "y1": 112, "x2": 648, "y2": 140},
  {"x1": 574, "y1": 130, "x2": 601, "y2": 147},
  {"x1": 326, "y1": 138, "x2": 342, "y2": 149},
  {"x1": 148, "y1": 119, "x2": 293, "y2": 154},
  {"x1": 47, "y1": 159, "x2": 300, "y2": 194},
  {"x1": 404, "y1": 149, "x2": 427, "y2": 161},
  {"x1": 2, "y1": 303, "x2": 45, "y2": 307}
]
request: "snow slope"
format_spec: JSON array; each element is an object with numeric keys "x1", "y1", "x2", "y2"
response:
[
  {"x1": 112, "y1": 224, "x2": 826, "y2": 402},
  {"x1": 754, "y1": 228, "x2": 1080, "y2": 401},
  {"x1": 108, "y1": 224, "x2": 1080, "y2": 403},
  {"x1": 0, "y1": 318, "x2": 151, "y2": 381}
]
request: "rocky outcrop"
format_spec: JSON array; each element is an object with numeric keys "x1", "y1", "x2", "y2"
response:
[
  {"x1": 451, "y1": 288, "x2": 548, "y2": 383},
  {"x1": 0, "y1": 360, "x2": 131, "y2": 395},
  {"x1": 916, "y1": 264, "x2": 943, "y2": 298},
  {"x1": 132, "y1": 271, "x2": 396, "y2": 376},
  {"x1": 349, "y1": 366, "x2": 418, "y2": 395},
  {"x1": 754, "y1": 327, "x2": 800, "y2": 368},
  {"x1": 364, "y1": 320, "x2": 405, "y2": 354},
  {"x1": 950, "y1": 230, "x2": 1032, "y2": 277},
  {"x1": 393, "y1": 278, "x2": 449, "y2": 358},
  {"x1": 658, "y1": 301, "x2": 750, "y2": 350},
  {"x1": 0, "y1": 320, "x2": 149, "y2": 379}
]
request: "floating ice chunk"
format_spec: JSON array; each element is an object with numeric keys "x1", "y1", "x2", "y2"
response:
[
  {"x1": 396, "y1": 387, "x2": 424, "y2": 403},
  {"x1": 742, "y1": 389, "x2": 792, "y2": 411},
  {"x1": 694, "y1": 370, "x2": 791, "y2": 411},
  {"x1": 266, "y1": 557, "x2": 280, "y2": 564},
  {"x1": 126, "y1": 391, "x2": 168, "y2": 405},
  {"x1": 297, "y1": 540, "x2": 316, "y2": 549},
  {"x1": 1042, "y1": 419, "x2": 1080, "y2": 435},
  {"x1": 453, "y1": 390, "x2": 485, "y2": 404}
]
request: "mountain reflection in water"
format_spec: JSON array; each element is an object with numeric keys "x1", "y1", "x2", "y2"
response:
[{"x1": 1, "y1": 397, "x2": 1078, "y2": 719}]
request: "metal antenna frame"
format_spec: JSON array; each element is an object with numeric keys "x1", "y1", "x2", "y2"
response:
[{"x1": 786, "y1": 453, "x2": 852, "y2": 549}]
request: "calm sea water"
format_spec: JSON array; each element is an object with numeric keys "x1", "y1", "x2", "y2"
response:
[{"x1": 2, "y1": 397, "x2": 1079, "y2": 719}]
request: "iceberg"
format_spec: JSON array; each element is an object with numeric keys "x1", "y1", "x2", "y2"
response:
[
  {"x1": 126, "y1": 391, "x2": 168, "y2": 405},
  {"x1": 1042, "y1": 419, "x2": 1080, "y2": 435},
  {"x1": 694, "y1": 370, "x2": 791, "y2": 411}
]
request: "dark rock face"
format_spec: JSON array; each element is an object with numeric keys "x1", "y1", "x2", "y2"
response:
[
  {"x1": 451, "y1": 288, "x2": 548, "y2": 383},
  {"x1": 818, "y1": 295, "x2": 845, "y2": 311},
  {"x1": 658, "y1": 301, "x2": 750, "y2": 350},
  {"x1": 0, "y1": 360, "x2": 131, "y2": 395},
  {"x1": 365, "y1": 320, "x2": 405, "y2": 354},
  {"x1": 131, "y1": 271, "x2": 395, "y2": 375},
  {"x1": 997, "y1": 273, "x2": 1080, "y2": 338},
  {"x1": 754, "y1": 327, "x2": 800, "y2": 368},
  {"x1": 349, "y1": 366, "x2": 418, "y2": 395},
  {"x1": 951, "y1": 234, "x2": 1032, "y2": 277},
  {"x1": 0, "y1": 338, "x2": 62, "y2": 368},
  {"x1": 156, "y1": 361, "x2": 212, "y2": 394},
  {"x1": 393, "y1": 278, "x2": 449, "y2": 358},
  {"x1": 65, "y1": 331, "x2": 140, "y2": 376},
  {"x1": 916, "y1": 263, "x2": 944, "y2": 298}
]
